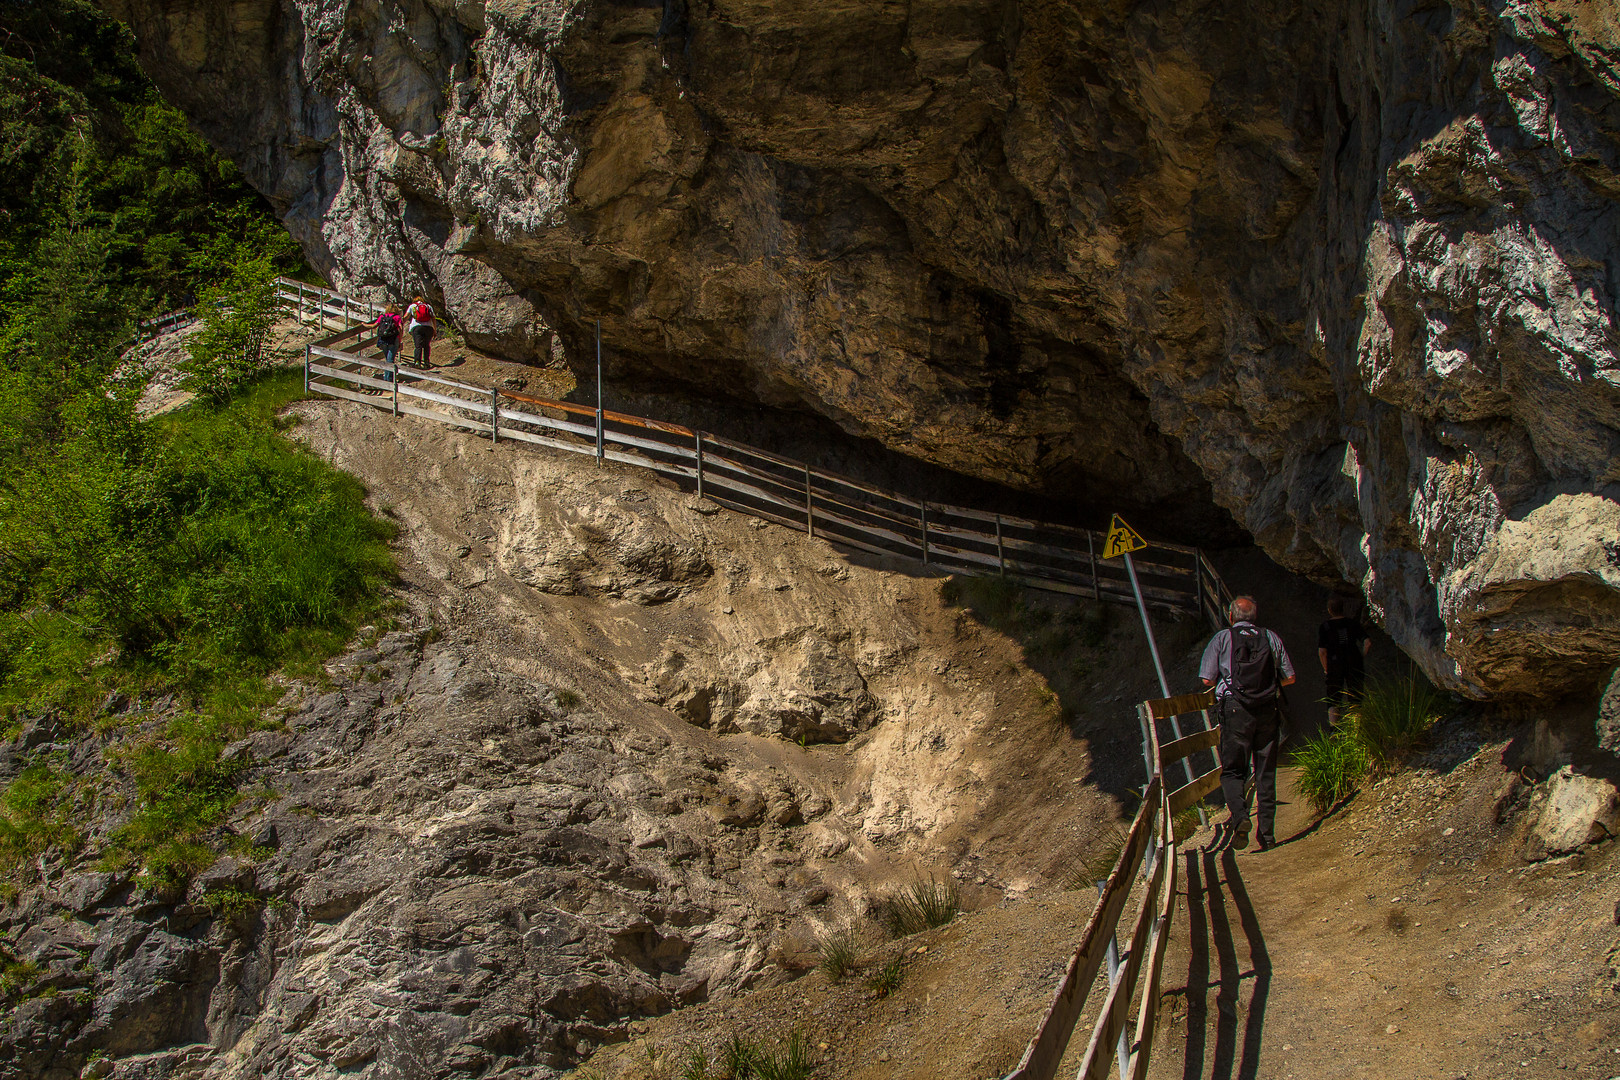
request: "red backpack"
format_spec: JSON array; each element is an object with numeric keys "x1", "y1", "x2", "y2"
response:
[{"x1": 411, "y1": 302, "x2": 433, "y2": 324}]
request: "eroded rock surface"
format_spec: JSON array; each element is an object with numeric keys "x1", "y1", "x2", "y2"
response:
[
  {"x1": 101, "y1": 0, "x2": 1620, "y2": 701},
  {"x1": 0, "y1": 401, "x2": 1134, "y2": 1079}
]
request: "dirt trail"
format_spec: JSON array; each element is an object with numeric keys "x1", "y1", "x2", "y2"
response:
[
  {"x1": 582, "y1": 743, "x2": 1620, "y2": 1080},
  {"x1": 1154, "y1": 759, "x2": 1620, "y2": 1080}
]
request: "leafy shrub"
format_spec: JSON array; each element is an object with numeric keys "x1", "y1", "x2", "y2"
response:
[
  {"x1": 816, "y1": 928, "x2": 860, "y2": 981},
  {"x1": 1343, "y1": 675, "x2": 1448, "y2": 765},
  {"x1": 180, "y1": 251, "x2": 284, "y2": 401},
  {"x1": 873, "y1": 876, "x2": 960, "y2": 938},
  {"x1": 1292, "y1": 728, "x2": 1370, "y2": 816}
]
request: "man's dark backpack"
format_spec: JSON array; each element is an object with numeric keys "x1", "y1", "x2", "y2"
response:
[
  {"x1": 377, "y1": 316, "x2": 399, "y2": 345},
  {"x1": 1228, "y1": 625, "x2": 1279, "y2": 710}
]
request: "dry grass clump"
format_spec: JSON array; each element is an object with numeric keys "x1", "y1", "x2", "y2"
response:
[{"x1": 873, "y1": 875, "x2": 960, "y2": 937}]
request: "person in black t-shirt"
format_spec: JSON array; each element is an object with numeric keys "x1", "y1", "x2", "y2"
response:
[{"x1": 1318, "y1": 595, "x2": 1371, "y2": 725}]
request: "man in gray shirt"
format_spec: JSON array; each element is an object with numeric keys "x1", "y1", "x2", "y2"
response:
[{"x1": 1200, "y1": 595, "x2": 1296, "y2": 851}]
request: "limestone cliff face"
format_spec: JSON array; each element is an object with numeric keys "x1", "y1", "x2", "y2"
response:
[{"x1": 102, "y1": 0, "x2": 1620, "y2": 700}]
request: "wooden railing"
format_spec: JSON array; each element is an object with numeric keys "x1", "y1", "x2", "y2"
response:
[
  {"x1": 134, "y1": 308, "x2": 195, "y2": 342},
  {"x1": 277, "y1": 278, "x2": 1236, "y2": 622},
  {"x1": 1004, "y1": 688, "x2": 1221, "y2": 1080}
]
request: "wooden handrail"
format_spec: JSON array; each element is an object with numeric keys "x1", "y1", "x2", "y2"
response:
[{"x1": 286, "y1": 284, "x2": 1224, "y2": 625}]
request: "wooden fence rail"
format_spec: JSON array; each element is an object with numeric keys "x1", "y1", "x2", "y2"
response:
[
  {"x1": 277, "y1": 278, "x2": 1235, "y2": 624},
  {"x1": 1004, "y1": 687, "x2": 1222, "y2": 1080}
]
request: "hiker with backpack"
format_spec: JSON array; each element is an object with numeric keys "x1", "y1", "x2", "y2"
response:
[
  {"x1": 406, "y1": 294, "x2": 436, "y2": 367},
  {"x1": 375, "y1": 303, "x2": 403, "y2": 381},
  {"x1": 1200, "y1": 595, "x2": 1296, "y2": 851},
  {"x1": 1319, "y1": 594, "x2": 1371, "y2": 727}
]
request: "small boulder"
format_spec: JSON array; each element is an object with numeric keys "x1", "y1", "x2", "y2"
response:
[{"x1": 1525, "y1": 766, "x2": 1620, "y2": 860}]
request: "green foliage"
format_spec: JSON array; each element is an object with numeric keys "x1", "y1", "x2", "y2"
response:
[
  {"x1": 721, "y1": 1034, "x2": 757, "y2": 1079},
  {"x1": 0, "y1": 369, "x2": 396, "y2": 713},
  {"x1": 0, "y1": 1, "x2": 301, "y2": 310},
  {"x1": 0, "y1": 761, "x2": 79, "y2": 877},
  {"x1": 872, "y1": 876, "x2": 960, "y2": 938},
  {"x1": 679, "y1": 1046, "x2": 715, "y2": 1080},
  {"x1": 715, "y1": 1033, "x2": 814, "y2": 1080},
  {"x1": 1342, "y1": 675, "x2": 1448, "y2": 766},
  {"x1": 180, "y1": 251, "x2": 286, "y2": 401},
  {"x1": 865, "y1": 954, "x2": 904, "y2": 998},
  {"x1": 0, "y1": 950, "x2": 43, "y2": 1004},
  {"x1": 1292, "y1": 727, "x2": 1370, "y2": 816},
  {"x1": 102, "y1": 711, "x2": 262, "y2": 887},
  {"x1": 201, "y1": 884, "x2": 267, "y2": 919},
  {"x1": 750, "y1": 1034, "x2": 813, "y2": 1080},
  {"x1": 816, "y1": 928, "x2": 860, "y2": 982},
  {"x1": 1292, "y1": 675, "x2": 1447, "y2": 817}
]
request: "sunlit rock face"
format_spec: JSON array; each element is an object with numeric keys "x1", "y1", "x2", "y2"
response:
[{"x1": 104, "y1": 0, "x2": 1620, "y2": 700}]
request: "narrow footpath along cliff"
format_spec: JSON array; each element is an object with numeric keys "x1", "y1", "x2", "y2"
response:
[{"x1": 99, "y1": 0, "x2": 1620, "y2": 716}]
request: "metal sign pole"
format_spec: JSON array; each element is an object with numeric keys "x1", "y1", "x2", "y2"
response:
[
  {"x1": 1124, "y1": 551, "x2": 1171, "y2": 699},
  {"x1": 595, "y1": 319, "x2": 604, "y2": 461},
  {"x1": 1125, "y1": 550, "x2": 1205, "y2": 823}
]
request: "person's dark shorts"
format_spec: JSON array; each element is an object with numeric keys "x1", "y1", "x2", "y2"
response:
[{"x1": 1325, "y1": 669, "x2": 1365, "y2": 709}]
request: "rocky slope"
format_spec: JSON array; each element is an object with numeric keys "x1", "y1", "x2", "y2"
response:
[
  {"x1": 99, "y1": 3, "x2": 1620, "y2": 697},
  {"x1": 3, "y1": 389, "x2": 1187, "y2": 1079}
]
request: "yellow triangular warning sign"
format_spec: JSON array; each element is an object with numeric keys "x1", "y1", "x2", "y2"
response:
[{"x1": 1102, "y1": 514, "x2": 1147, "y2": 560}]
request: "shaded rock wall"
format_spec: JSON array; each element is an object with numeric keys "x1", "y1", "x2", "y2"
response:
[{"x1": 101, "y1": 0, "x2": 1620, "y2": 699}]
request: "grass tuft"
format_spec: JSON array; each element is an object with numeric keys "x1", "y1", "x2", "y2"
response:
[
  {"x1": 1343, "y1": 675, "x2": 1448, "y2": 765},
  {"x1": 752, "y1": 1033, "x2": 813, "y2": 1080},
  {"x1": 1293, "y1": 674, "x2": 1447, "y2": 817},
  {"x1": 721, "y1": 1034, "x2": 758, "y2": 1079},
  {"x1": 865, "y1": 954, "x2": 904, "y2": 998},
  {"x1": 679, "y1": 1045, "x2": 714, "y2": 1080},
  {"x1": 816, "y1": 928, "x2": 860, "y2": 981},
  {"x1": 1292, "y1": 727, "x2": 1370, "y2": 816},
  {"x1": 873, "y1": 875, "x2": 960, "y2": 938}
]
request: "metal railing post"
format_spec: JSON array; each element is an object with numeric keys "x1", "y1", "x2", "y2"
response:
[
  {"x1": 920, "y1": 500, "x2": 929, "y2": 565},
  {"x1": 996, "y1": 513, "x2": 1005, "y2": 575},
  {"x1": 1088, "y1": 530, "x2": 1100, "y2": 600},
  {"x1": 303, "y1": 344, "x2": 310, "y2": 393},
  {"x1": 392, "y1": 363, "x2": 399, "y2": 416},
  {"x1": 695, "y1": 432, "x2": 705, "y2": 500},
  {"x1": 1096, "y1": 877, "x2": 1131, "y2": 1080},
  {"x1": 595, "y1": 319, "x2": 604, "y2": 461},
  {"x1": 491, "y1": 386, "x2": 500, "y2": 443},
  {"x1": 805, "y1": 465, "x2": 814, "y2": 537}
]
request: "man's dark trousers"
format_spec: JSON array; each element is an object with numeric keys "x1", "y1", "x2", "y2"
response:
[{"x1": 1219, "y1": 697, "x2": 1281, "y2": 844}]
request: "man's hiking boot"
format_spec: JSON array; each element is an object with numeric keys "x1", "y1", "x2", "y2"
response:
[{"x1": 1230, "y1": 821, "x2": 1251, "y2": 851}]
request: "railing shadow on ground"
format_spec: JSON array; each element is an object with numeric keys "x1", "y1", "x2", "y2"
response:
[{"x1": 1181, "y1": 848, "x2": 1271, "y2": 1080}]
